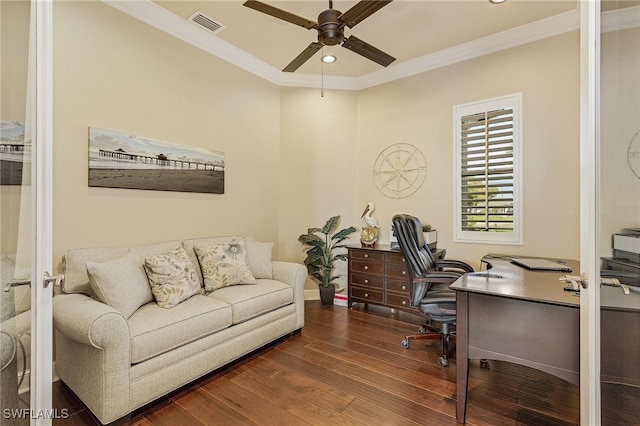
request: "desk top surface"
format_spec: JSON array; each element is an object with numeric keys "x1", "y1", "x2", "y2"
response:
[{"x1": 450, "y1": 254, "x2": 581, "y2": 307}]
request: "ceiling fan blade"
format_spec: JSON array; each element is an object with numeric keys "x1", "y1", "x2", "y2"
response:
[
  {"x1": 342, "y1": 35, "x2": 395, "y2": 67},
  {"x1": 283, "y1": 42, "x2": 323, "y2": 72},
  {"x1": 243, "y1": 1, "x2": 318, "y2": 30},
  {"x1": 339, "y1": 0, "x2": 393, "y2": 29}
]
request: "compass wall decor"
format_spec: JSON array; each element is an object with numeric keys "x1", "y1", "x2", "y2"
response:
[
  {"x1": 628, "y1": 129, "x2": 640, "y2": 179},
  {"x1": 373, "y1": 143, "x2": 427, "y2": 199}
]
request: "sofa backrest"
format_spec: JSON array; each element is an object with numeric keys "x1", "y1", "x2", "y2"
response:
[{"x1": 62, "y1": 241, "x2": 180, "y2": 296}]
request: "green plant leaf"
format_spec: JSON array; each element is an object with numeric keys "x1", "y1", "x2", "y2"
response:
[
  {"x1": 322, "y1": 216, "x2": 340, "y2": 235},
  {"x1": 332, "y1": 226, "x2": 357, "y2": 241}
]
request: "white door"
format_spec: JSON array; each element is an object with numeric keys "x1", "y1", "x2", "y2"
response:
[
  {"x1": 0, "y1": 0, "x2": 54, "y2": 424},
  {"x1": 580, "y1": 1, "x2": 640, "y2": 424}
]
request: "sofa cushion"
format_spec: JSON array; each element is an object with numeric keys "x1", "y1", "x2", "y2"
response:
[
  {"x1": 128, "y1": 295, "x2": 232, "y2": 364},
  {"x1": 193, "y1": 240, "x2": 256, "y2": 292},
  {"x1": 245, "y1": 241, "x2": 274, "y2": 279},
  {"x1": 63, "y1": 240, "x2": 181, "y2": 296},
  {"x1": 144, "y1": 246, "x2": 202, "y2": 309},
  {"x1": 86, "y1": 251, "x2": 153, "y2": 318},
  {"x1": 182, "y1": 236, "x2": 255, "y2": 286},
  {"x1": 207, "y1": 279, "x2": 293, "y2": 324}
]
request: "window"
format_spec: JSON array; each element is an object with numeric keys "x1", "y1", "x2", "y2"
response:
[{"x1": 454, "y1": 94, "x2": 522, "y2": 244}]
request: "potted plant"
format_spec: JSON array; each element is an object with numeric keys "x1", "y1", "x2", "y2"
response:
[{"x1": 298, "y1": 216, "x2": 356, "y2": 305}]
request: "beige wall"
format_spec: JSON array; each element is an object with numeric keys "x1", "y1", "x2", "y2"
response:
[
  {"x1": 600, "y1": 27, "x2": 640, "y2": 257},
  {"x1": 50, "y1": 2, "x2": 584, "y2": 285},
  {"x1": 356, "y1": 31, "x2": 581, "y2": 269},
  {"x1": 279, "y1": 87, "x2": 359, "y2": 291},
  {"x1": 4, "y1": 2, "x2": 595, "y2": 290},
  {"x1": 52, "y1": 2, "x2": 281, "y2": 272},
  {"x1": 0, "y1": 0, "x2": 30, "y2": 255}
]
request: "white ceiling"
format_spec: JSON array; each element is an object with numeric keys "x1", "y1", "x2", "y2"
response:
[{"x1": 104, "y1": 0, "x2": 640, "y2": 89}]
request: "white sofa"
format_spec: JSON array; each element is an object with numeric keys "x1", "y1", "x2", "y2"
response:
[{"x1": 52, "y1": 237, "x2": 306, "y2": 424}]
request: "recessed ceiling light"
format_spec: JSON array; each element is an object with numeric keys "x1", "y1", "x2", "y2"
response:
[
  {"x1": 321, "y1": 54, "x2": 337, "y2": 64},
  {"x1": 489, "y1": 0, "x2": 507, "y2": 3}
]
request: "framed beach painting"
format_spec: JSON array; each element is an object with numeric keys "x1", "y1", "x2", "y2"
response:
[
  {"x1": 0, "y1": 121, "x2": 27, "y2": 186},
  {"x1": 88, "y1": 128, "x2": 225, "y2": 194}
]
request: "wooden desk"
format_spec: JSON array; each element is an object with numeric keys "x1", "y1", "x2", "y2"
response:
[{"x1": 451, "y1": 254, "x2": 580, "y2": 424}]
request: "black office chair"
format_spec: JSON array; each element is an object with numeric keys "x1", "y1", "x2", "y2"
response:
[{"x1": 392, "y1": 214, "x2": 474, "y2": 367}]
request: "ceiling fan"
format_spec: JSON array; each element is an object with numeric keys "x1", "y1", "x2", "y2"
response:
[{"x1": 243, "y1": 0, "x2": 396, "y2": 72}]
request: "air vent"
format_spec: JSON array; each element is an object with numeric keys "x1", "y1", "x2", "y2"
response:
[{"x1": 188, "y1": 11, "x2": 225, "y2": 35}]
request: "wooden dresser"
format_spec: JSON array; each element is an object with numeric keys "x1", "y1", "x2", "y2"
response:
[{"x1": 347, "y1": 245, "x2": 445, "y2": 312}]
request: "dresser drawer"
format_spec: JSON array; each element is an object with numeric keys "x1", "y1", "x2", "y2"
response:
[
  {"x1": 350, "y1": 273, "x2": 383, "y2": 289},
  {"x1": 386, "y1": 293, "x2": 411, "y2": 309},
  {"x1": 350, "y1": 259, "x2": 384, "y2": 275},
  {"x1": 385, "y1": 251, "x2": 407, "y2": 265},
  {"x1": 349, "y1": 249, "x2": 385, "y2": 262},
  {"x1": 386, "y1": 262, "x2": 409, "y2": 279},
  {"x1": 350, "y1": 286, "x2": 384, "y2": 304},
  {"x1": 386, "y1": 278, "x2": 410, "y2": 294}
]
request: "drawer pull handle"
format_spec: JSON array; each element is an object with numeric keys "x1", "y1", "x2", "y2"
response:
[
  {"x1": 402, "y1": 300, "x2": 407, "y2": 305},
  {"x1": 364, "y1": 254, "x2": 369, "y2": 258},
  {"x1": 364, "y1": 266, "x2": 368, "y2": 270},
  {"x1": 402, "y1": 271, "x2": 406, "y2": 275},
  {"x1": 364, "y1": 293, "x2": 369, "y2": 298},
  {"x1": 364, "y1": 279, "x2": 369, "y2": 284},
  {"x1": 402, "y1": 258, "x2": 405, "y2": 262},
  {"x1": 402, "y1": 285, "x2": 406, "y2": 290}
]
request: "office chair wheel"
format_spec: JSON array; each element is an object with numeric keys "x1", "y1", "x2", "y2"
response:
[
  {"x1": 401, "y1": 338, "x2": 410, "y2": 349},
  {"x1": 438, "y1": 357, "x2": 449, "y2": 367}
]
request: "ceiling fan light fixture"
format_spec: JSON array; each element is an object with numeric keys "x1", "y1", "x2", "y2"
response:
[{"x1": 321, "y1": 54, "x2": 337, "y2": 64}]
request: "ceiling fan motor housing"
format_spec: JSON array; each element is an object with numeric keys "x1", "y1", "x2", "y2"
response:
[{"x1": 317, "y1": 9, "x2": 343, "y2": 46}]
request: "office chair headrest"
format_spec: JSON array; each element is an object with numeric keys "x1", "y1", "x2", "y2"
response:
[{"x1": 392, "y1": 214, "x2": 436, "y2": 278}]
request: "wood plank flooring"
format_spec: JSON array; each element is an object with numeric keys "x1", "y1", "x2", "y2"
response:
[{"x1": 52, "y1": 301, "x2": 580, "y2": 426}]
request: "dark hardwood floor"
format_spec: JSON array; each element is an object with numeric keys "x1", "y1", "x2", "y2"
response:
[{"x1": 52, "y1": 301, "x2": 580, "y2": 426}]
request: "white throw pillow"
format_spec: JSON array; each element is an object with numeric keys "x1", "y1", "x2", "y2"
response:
[
  {"x1": 245, "y1": 241, "x2": 274, "y2": 279},
  {"x1": 144, "y1": 246, "x2": 201, "y2": 309},
  {"x1": 86, "y1": 252, "x2": 154, "y2": 318},
  {"x1": 194, "y1": 240, "x2": 256, "y2": 292}
]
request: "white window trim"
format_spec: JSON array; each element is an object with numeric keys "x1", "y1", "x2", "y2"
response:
[{"x1": 453, "y1": 93, "x2": 523, "y2": 245}]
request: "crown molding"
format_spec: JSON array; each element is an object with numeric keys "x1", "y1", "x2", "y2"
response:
[
  {"x1": 103, "y1": 2, "x2": 637, "y2": 91},
  {"x1": 602, "y1": 5, "x2": 640, "y2": 33},
  {"x1": 104, "y1": 0, "x2": 283, "y2": 85}
]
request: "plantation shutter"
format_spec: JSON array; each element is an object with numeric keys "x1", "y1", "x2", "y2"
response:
[{"x1": 460, "y1": 108, "x2": 514, "y2": 232}]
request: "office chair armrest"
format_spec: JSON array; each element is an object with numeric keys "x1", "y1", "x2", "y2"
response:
[
  {"x1": 436, "y1": 259, "x2": 474, "y2": 273},
  {"x1": 414, "y1": 271, "x2": 463, "y2": 284}
]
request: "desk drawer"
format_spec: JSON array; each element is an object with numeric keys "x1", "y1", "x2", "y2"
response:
[
  {"x1": 350, "y1": 259, "x2": 384, "y2": 275},
  {"x1": 386, "y1": 262, "x2": 409, "y2": 279},
  {"x1": 350, "y1": 273, "x2": 383, "y2": 289},
  {"x1": 386, "y1": 293, "x2": 411, "y2": 309},
  {"x1": 386, "y1": 278, "x2": 410, "y2": 294},
  {"x1": 349, "y1": 249, "x2": 384, "y2": 262},
  {"x1": 385, "y1": 252, "x2": 407, "y2": 265},
  {"x1": 350, "y1": 286, "x2": 384, "y2": 304}
]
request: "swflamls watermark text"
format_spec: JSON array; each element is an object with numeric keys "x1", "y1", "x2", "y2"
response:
[{"x1": 2, "y1": 408, "x2": 70, "y2": 420}]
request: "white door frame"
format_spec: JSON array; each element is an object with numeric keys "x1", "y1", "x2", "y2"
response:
[
  {"x1": 30, "y1": 0, "x2": 54, "y2": 422},
  {"x1": 579, "y1": 0, "x2": 600, "y2": 424}
]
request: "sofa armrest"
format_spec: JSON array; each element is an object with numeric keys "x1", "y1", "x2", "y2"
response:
[
  {"x1": 53, "y1": 293, "x2": 129, "y2": 348},
  {"x1": 53, "y1": 293, "x2": 131, "y2": 424},
  {"x1": 272, "y1": 261, "x2": 306, "y2": 329}
]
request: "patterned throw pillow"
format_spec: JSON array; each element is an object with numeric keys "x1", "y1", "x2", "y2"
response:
[
  {"x1": 144, "y1": 246, "x2": 201, "y2": 308},
  {"x1": 194, "y1": 240, "x2": 256, "y2": 292}
]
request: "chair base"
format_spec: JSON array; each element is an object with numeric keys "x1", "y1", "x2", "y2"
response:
[{"x1": 400, "y1": 322, "x2": 455, "y2": 367}]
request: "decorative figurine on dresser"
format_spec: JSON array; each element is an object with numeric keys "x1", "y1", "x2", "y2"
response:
[{"x1": 360, "y1": 202, "x2": 380, "y2": 247}]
